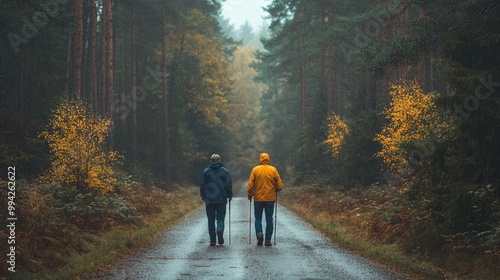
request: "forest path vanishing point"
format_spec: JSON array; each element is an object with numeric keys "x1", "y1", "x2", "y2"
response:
[{"x1": 89, "y1": 183, "x2": 407, "y2": 280}]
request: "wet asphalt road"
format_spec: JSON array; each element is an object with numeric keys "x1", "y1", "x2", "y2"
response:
[{"x1": 93, "y1": 186, "x2": 407, "y2": 279}]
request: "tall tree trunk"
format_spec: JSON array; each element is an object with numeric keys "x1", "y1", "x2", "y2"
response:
[
  {"x1": 338, "y1": 62, "x2": 344, "y2": 113},
  {"x1": 83, "y1": 0, "x2": 92, "y2": 100},
  {"x1": 379, "y1": 0, "x2": 393, "y2": 109},
  {"x1": 295, "y1": 4, "x2": 307, "y2": 130},
  {"x1": 18, "y1": 61, "x2": 25, "y2": 119},
  {"x1": 104, "y1": 0, "x2": 114, "y2": 149},
  {"x1": 73, "y1": 0, "x2": 84, "y2": 97},
  {"x1": 327, "y1": 57, "x2": 334, "y2": 113},
  {"x1": 430, "y1": 46, "x2": 435, "y2": 91},
  {"x1": 365, "y1": 71, "x2": 372, "y2": 110},
  {"x1": 89, "y1": 0, "x2": 98, "y2": 112},
  {"x1": 300, "y1": 56, "x2": 307, "y2": 129},
  {"x1": 397, "y1": 7, "x2": 409, "y2": 80},
  {"x1": 131, "y1": 0, "x2": 138, "y2": 161},
  {"x1": 417, "y1": 7, "x2": 427, "y2": 89},
  {"x1": 65, "y1": 30, "x2": 72, "y2": 98},
  {"x1": 162, "y1": 2, "x2": 171, "y2": 185},
  {"x1": 100, "y1": 2, "x2": 107, "y2": 115},
  {"x1": 326, "y1": 2, "x2": 334, "y2": 113},
  {"x1": 104, "y1": 0, "x2": 114, "y2": 116}
]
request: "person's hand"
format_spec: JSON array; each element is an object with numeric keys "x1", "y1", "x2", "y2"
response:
[
  {"x1": 247, "y1": 196, "x2": 252, "y2": 201},
  {"x1": 228, "y1": 197, "x2": 232, "y2": 202}
]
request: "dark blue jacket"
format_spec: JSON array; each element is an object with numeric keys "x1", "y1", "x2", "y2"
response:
[{"x1": 200, "y1": 162, "x2": 233, "y2": 204}]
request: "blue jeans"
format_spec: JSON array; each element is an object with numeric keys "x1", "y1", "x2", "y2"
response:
[
  {"x1": 205, "y1": 203, "x2": 226, "y2": 242},
  {"x1": 254, "y1": 201, "x2": 275, "y2": 241}
]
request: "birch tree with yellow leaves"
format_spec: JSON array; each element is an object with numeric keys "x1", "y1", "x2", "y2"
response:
[
  {"x1": 325, "y1": 113, "x2": 350, "y2": 157},
  {"x1": 375, "y1": 80, "x2": 452, "y2": 177},
  {"x1": 40, "y1": 99, "x2": 120, "y2": 194}
]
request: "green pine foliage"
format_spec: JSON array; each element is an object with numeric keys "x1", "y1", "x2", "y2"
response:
[{"x1": 258, "y1": 1, "x2": 499, "y2": 274}]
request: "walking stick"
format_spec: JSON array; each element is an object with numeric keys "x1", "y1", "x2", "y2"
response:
[
  {"x1": 274, "y1": 191, "x2": 278, "y2": 245},
  {"x1": 229, "y1": 199, "x2": 231, "y2": 245},
  {"x1": 249, "y1": 198, "x2": 252, "y2": 245}
]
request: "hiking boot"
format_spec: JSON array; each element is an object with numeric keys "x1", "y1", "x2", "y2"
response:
[
  {"x1": 217, "y1": 230, "x2": 224, "y2": 245},
  {"x1": 265, "y1": 240, "x2": 272, "y2": 246},
  {"x1": 257, "y1": 232, "x2": 264, "y2": 246}
]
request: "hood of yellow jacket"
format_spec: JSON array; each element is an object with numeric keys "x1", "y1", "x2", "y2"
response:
[{"x1": 259, "y1": 153, "x2": 270, "y2": 165}]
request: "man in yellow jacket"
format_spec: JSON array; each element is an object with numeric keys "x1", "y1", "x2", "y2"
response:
[{"x1": 247, "y1": 153, "x2": 283, "y2": 246}]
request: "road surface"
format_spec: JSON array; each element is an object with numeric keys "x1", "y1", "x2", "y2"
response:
[{"x1": 91, "y1": 185, "x2": 407, "y2": 280}]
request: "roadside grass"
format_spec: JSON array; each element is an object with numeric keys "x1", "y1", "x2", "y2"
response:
[
  {"x1": 13, "y1": 185, "x2": 202, "y2": 280},
  {"x1": 303, "y1": 217, "x2": 442, "y2": 279},
  {"x1": 280, "y1": 185, "x2": 499, "y2": 280}
]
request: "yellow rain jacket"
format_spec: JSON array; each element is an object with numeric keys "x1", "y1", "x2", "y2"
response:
[{"x1": 247, "y1": 153, "x2": 283, "y2": 201}]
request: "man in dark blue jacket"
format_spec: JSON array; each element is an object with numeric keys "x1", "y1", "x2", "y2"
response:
[{"x1": 200, "y1": 154, "x2": 233, "y2": 246}]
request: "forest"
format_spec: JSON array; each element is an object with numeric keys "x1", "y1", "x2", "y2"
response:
[{"x1": 0, "y1": 0, "x2": 499, "y2": 278}]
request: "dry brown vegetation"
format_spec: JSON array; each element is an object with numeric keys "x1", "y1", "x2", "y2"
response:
[
  {"x1": 0, "y1": 179, "x2": 201, "y2": 278},
  {"x1": 281, "y1": 184, "x2": 499, "y2": 279}
]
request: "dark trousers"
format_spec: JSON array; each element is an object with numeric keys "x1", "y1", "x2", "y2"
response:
[
  {"x1": 254, "y1": 201, "x2": 275, "y2": 241},
  {"x1": 205, "y1": 203, "x2": 226, "y2": 242}
]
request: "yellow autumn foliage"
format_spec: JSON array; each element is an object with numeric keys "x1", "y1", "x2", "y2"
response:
[
  {"x1": 375, "y1": 80, "x2": 451, "y2": 175},
  {"x1": 325, "y1": 113, "x2": 350, "y2": 157},
  {"x1": 40, "y1": 99, "x2": 120, "y2": 194},
  {"x1": 165, "y1": 9, "x2": 231, "y2": 128}
]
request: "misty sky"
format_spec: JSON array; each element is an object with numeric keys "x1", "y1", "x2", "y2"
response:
[{"x1": 221, "y1": 0, "x2": 269, "y2": 30}]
